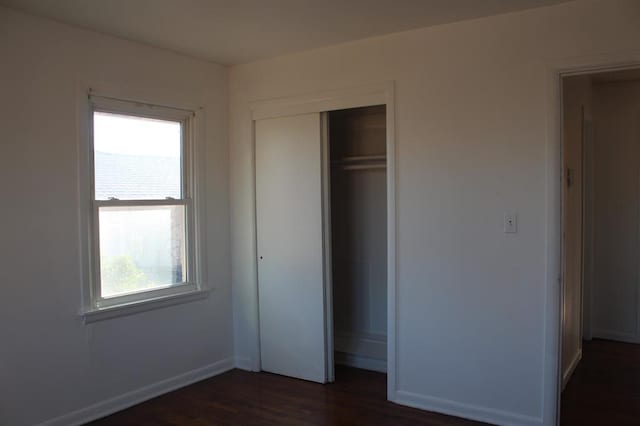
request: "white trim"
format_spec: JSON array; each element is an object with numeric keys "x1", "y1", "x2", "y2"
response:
[
  {"x1": 250, "y1": 82, "x2": 390, "y2": 121},
  {"x1": 85, "y1": 81, "x2": 204, "y2": 113},
  {"x1": 93, "y1": 199, "x2": 190, "y2": 207},
  {"x1": 95, "y1": 282, "x2": 199, "y2": 309},
  {"x1": 81, "y1": 289, "x2": 210, "y2": 323},
  {"x1": 89, "y1": 95, "x2": 197, "y2": 307},
  {"x1": 395, "y1": 390, "x2": 542, "y2": 426},
  {"x1": 36, "y1": 357, "x2": 234, "y2": 426},
  {"x1": 562, "y1": 348, "x2": 582, "y2": 390},
  {"x1": 234, "y1": 356, "x2": 254, "y2": 371},
  {"x1": 90, "y1": 93, "x2": 194, "y2": 122},
  {"x1": 321, "y1": 112, "x2": 335, "y2": 383},
  {"x1": 637, "y1": 77, "x2": 640, "y2": 347},
  {"x1": 89, "y1": 93, "x2": 196, "y2": 117},
  {"x1": 385, "y1": 82, "x2": 398, "y2": 403},
  {"x1": 77, "y1": 83, "x2": 94, "y2": 311},
  {"x1": 334, "y1": 331, "x2": 387, "y2": 360},
  {"x1": 582, "y1": 118, "x2": 595, "y2": 341},
  {"x1": 249, "y1": 81, "x2": 397, "y2": 401},
  {"x1": 249, "y1": 119, "x2": 262, "y2": 373},
  {"x1": 578, "y1": 106, "x2": 586, "y2": 358},
  {"x1": 76, "y1": 84, "x2": 208, "y2": 319},
  {"x1": 334, "y1": 352, "x2": 387, "y2": 373},
  {"x1": 545, "y1": 51, "x2": 640, "y2": 426},
  {"x1": 543, "y1": 61, "x2": 564, "y2": 426}
]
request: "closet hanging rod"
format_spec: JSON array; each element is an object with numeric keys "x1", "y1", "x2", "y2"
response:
[
  {"x1": 333, "y1": 163, "x2": 387, "y2": 171},
  {"x1": 331, "y1": 154, "x2": 386, "y2": 165}
]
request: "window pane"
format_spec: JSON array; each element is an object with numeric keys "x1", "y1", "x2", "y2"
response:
[
  {"x1": 93, "y1": 112, "x2": 182, "y2": 200},
  {"x1": 99, "y1": 205, "x2": 186, "y2": 298}
]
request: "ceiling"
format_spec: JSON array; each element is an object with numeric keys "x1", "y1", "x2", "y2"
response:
[{"x1": 1, "y1": 0, "x2": 570, "y2": 65}]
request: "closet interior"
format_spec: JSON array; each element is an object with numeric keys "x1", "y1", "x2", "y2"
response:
[{"x1": 328, "y1": 105, "x2": 388, "y2": 374}]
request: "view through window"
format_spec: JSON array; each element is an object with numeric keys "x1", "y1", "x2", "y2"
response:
[{"x1": 93, "y1": 111, "x2": 187, "y2": 298}]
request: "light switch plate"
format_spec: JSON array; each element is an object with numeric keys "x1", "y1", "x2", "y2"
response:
[{"x1": 504, "y1": 213, "x2": 517, "y2": 233}]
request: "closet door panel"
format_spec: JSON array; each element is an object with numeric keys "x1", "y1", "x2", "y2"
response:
[{"x1": 255, "y1": 113, "x2": 327, "y2": 383}]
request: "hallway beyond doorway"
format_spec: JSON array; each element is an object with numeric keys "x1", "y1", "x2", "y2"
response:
[{"x1": 562, "y1": 339, "x2": 640, "y2": 425}]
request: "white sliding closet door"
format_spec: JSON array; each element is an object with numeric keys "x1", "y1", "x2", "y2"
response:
[{"x1": 255, "y1": 113, "x2": 328, "y2": 383}]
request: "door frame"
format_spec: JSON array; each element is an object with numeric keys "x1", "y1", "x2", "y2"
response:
[
  {"x1": 545, "y1": 53, "x2": 640, "y2": 426},
  {"x1": 581, "y1": 116, "x2": 594, "y2": 342},
  {"x1": 320, "y1": 111, "x2": 334, "y2": 382},
  {"x1": 250, "y1": 81, "x2": 398, "y2": 399},
  {"x1": 559, "y1": 79, "x2": 588, "y2": 392}
]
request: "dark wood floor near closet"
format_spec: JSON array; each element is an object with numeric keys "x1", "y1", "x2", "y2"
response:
[
  {"x1": 562, "y1": 339, "x2": 640, "y2": 425},
  {"x1": 89, "y1": 366, "x2": 485, "y2": 425}
]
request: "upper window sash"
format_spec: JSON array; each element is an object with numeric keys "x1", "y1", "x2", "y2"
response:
[{"x1": 89, "y1": 95, "x2": 195, "y2": 203}]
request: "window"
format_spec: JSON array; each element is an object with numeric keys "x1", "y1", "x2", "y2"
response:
[{"x1": 86, "y1": 95, "x2": 202, "y2": 312}]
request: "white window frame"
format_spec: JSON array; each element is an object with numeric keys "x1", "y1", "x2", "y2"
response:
[{"x1": 81, "y1": 92, "x2": 207, "y2": 321}]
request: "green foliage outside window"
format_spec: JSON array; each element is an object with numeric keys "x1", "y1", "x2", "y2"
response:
[{"x1": 101, "y1": 255, "x2": 152, "y2": 295}]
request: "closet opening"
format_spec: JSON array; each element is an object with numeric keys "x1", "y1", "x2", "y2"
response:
[
  {"x1": 253, "y1": 85, "x2": 395, "y2": 392},
  {"x1": 326, "y1": 105, "x2": 388, "y2": 385}
]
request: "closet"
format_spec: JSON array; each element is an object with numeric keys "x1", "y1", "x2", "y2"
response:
[
  {"x1": 329, "y1": 106, "x2": 388, "y2": 373},
  {"x1": 255, "y1": 104, "x2": 388, "y2": 384}
]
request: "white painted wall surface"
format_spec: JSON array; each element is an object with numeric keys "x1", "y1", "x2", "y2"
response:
[
  {"x1": 592, "y1": 79, "x2": 640, "y2": 343},
  {"x1": 0, "y1": 7, "x2": 231, "y2": 426},
  {"x1": 228, "y1": 1, "x2": 640, "y2": 424}
]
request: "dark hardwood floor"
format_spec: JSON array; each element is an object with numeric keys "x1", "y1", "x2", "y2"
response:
[
  {"x1": 89, "y1": 366, "x2": 485, "y2": 425},
  {"x1": 561, "y1": 339, "x2": 640, "y2": 425}
]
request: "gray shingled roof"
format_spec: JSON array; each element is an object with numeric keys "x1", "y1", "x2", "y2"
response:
[{"x1": 95, "y1": 151, "x2": 181, "y2": 200}]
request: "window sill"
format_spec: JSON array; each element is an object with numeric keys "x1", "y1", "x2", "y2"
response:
[{"x1": 81, "y1": 289, "x2": 210, "y2": 324}]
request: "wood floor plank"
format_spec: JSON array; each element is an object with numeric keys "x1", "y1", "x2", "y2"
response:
[
  {"x1": 89, "y1": 366, "x2": 485, "y2": 425},
  {"x1": 561, "y1": 339, "x2": 640, "y2": 426}
]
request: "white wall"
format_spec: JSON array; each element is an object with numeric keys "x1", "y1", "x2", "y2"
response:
[
  {"x1": 228, "y1": 1, "x2": 640, "y2": 425},
  {"x1": 591, "y1": 79, "x2": 640, "y2": 343},
  {"x1": 561, "y1": 75, "x2": 592, "y2": 387},
  {"x1": 0, "y1": 7, "x2": 232, "y2": 426}
]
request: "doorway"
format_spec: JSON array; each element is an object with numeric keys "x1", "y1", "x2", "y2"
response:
[{"x1": 560, "y1": 67, "x2": 640, "y2": 424}]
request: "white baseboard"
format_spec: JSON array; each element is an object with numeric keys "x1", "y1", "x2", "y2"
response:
[
  {"x1": 334, "y1": 331, "x2": 387, "y2": 360},
  {"x1": 234, "y1": 356, "x2": 254, "y2": 371},
  {"x1": 562, "y1": 348, "x2": 582, "y2": 390},
  {"x1": 592, "y1": 329, "x2": 640, "y2": 344},
  {"x1": 335, "y1": 351, "x2": 387, "y2": 373},
  {"x1": 37, "y1": 357, "x2": 235, "y2": 426},
  {"x1": 395, "y1": 389, "x2": 542, "y2": 426}
]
